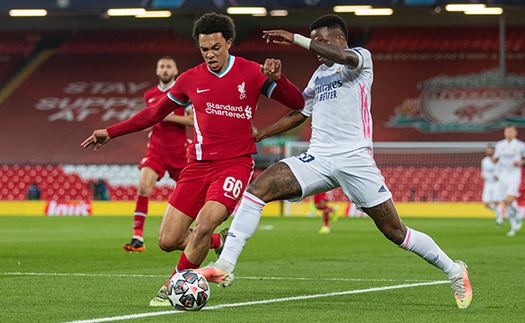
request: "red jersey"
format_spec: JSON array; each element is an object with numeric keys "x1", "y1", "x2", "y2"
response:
[
  {"x1": 107, "y1": 55, "x2": 304, "y2": 161},
  {"x1": 143, "y1": 83, "x2": 189, "y2": 156}
]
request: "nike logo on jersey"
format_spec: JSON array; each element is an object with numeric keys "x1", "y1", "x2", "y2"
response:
[
  {"x1": 197, "y1": 88, "x2": 210, "y2": 93},
  {"x1": 148, "y1": 98, "x2": 155, "y2": 103}
]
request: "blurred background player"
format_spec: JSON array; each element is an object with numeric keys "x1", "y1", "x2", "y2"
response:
[
  {"x1": 480, "y1": 144, "x2": 503, "y2": 227},
  {"x1": 493, "y1": 126, "x2": 525, "y2": 236},
  {"x1": 90, "y1": 178, "x2": 109, "y2": 201},
  {"x1": 123, "y1": 56, "x2": 194, "y2": 252},
  {"x1": 313, "y1": 191, "x2": 338, "y2": 234},
  {"x1": 26, "y1": 182, "x2": 41, "y2": 200}
]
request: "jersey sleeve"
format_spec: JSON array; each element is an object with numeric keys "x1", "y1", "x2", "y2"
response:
[
  {"x1": 346, "y1": 48, "x2": 370, "y2": 70},
  {"x1": 167, "y1": 72, "x2": 191, "y2": 106},
  {"x1": 266, "y1": 73, "x2": 305, "y2": 110},
  {"x1": 300, "y1": 73, "x2": 317, "y2": 118},
  {"x1": 107, "y1": 94, "x2": 180, "y2": 138}
]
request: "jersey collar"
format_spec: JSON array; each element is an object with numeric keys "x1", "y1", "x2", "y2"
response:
[
  {"x1": 207, "y1": 54, "x2": 235, "y2": 78},
  {"x1": 157, "y1": 80, "x2": 175, "y2": 92}
]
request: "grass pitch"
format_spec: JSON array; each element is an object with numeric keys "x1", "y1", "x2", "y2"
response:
[{"x1": 1, "y1": 215, "x2": 524, "y2": 322}]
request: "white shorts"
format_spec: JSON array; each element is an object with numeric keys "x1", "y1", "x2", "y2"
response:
[
  {"x1": 499, "y1": 179, "x2": 521, "y2": 199},
  {"x1": 482, "y1": 182, "x2": 501, "y2": 203},
  {"x1": 281, "y1": 148, "x2": 392, "y2": 209}
]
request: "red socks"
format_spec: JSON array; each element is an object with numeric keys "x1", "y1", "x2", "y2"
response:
[
  {"x1": 133, "y1": 196, "x2": 148, "y2": 237},
  {"x1": 165, "y1": 252, "x2": 200, "y2": 286}
]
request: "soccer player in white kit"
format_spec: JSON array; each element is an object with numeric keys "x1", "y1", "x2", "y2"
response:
[
  {"x1": 197, "y1": 14, "x2": 473, "y2": 309},
  {"x1": 481, "y1": 144, "x2": 503, "y2": 227},
  {"x1": 493, "y1": 126, "x2": 525, "y2": 236}
]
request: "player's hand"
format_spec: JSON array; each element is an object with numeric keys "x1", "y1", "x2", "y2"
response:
[
  {"x1": 262, "y1": 29, "x2": 294, "y2": 45},
  {"x1": 260, "y1": 58, "x2": 282, "y2": 81},
  {"x1": 81, "y1": 129, "x2": 111, "y2": 151}
]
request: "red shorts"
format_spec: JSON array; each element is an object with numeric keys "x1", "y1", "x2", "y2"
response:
[
  {"x1": 138, "y1": 148, "x2": 187, "y2": 181},
  {"x1": 168, "y1": 155, "x2": 254, "y2": 218},
  {"x1": 313, "y1": 192, "x2": 329, "y2": 204}
]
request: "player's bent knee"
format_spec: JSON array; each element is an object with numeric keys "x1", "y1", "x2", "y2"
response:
[
  {"x1": 245, "y1": 183, "x2": 267, "y2": 200},
  {"x1": 157, "y1": 235, "x2": 184, "y2": 252}
]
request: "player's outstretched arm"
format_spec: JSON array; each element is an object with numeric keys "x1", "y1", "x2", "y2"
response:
[
  {"x1": 81, "y1": 95, "x2": 179, "y2": 150},
  {"x1": 254, "y1": 110, "x2": 307, "y2": 142},
  {"x1": 106, "y1": 95, "x2": 178, "y2": 138},
  {"x1": 263, "y1": 29, "x2": 359, "y2": 67}
]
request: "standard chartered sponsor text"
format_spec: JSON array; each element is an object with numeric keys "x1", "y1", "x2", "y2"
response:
[{"x1": 205, "y1": 102, "x2": 252, "y2": 119}]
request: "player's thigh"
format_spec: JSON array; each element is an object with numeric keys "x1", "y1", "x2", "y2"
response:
[
  {"x1": 248, "y1": 161, "x2": 302, "y2": 202},
  {"x1": 193, "y1": 200, "x2": 229, "y2": 236},
  {"x1": 335, "y1": 150, "x2": 392, "y2": 210},
  {"x1": 280, "y1": 154, "x2": 336, "y2": 202}
]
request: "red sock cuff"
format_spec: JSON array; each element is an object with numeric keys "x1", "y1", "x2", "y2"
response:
[
  {"x1": 210, "y1": 233, "x2": 221, "y2": 249},
  {"x1": 135, "y1": 195, "x2": 149, "y2": 215},
  {"x1": 176, "y1": 252, "x2": 200, "y2": 272}
]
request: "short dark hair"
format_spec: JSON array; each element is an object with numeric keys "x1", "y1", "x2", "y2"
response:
[
  {"x1": 158, "y1": 55, "x2": 175, "y2": 62},
  {"x1": 158, "y1": 56, "x2": 176, "y2": 65},
  {"x1": 192, "y1": 12, "x2": 236, "y2": 42},
  {"x1": 310, "y1": 14, "x2": 348, "y2": 41}
]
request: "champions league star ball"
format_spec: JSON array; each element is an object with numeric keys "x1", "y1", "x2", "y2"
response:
[{"x1": 167, "y1": 270, "x2": 210, "y2": 311}]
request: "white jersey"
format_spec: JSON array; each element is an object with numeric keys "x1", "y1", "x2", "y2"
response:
[
  {"x1": 481, "y1": 156, "x2": 498, "y2": 184},
  {"x1": 301, "y1": 47, "x2": 373, "y2": 157},
  {"x1": 494, "y1": 138, "x2": 525, "y2": 182}
]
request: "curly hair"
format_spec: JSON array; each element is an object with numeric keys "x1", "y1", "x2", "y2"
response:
[
  {"x1": 192, "y1": 12, "x2": 236, "y2": 42},
  {"x1": 309, "y1": 14, "x2": 348, "y2": 41}
]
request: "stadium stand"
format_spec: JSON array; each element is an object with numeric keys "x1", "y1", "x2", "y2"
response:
[
  {"x1": 366, "y1": 26, "x2": 525, "y2": 52},
  {"x1": 6, "y1": 163, "x2": 525, "y2": 203},
  {"x1": 58, "y1": 30, "x2": 195, "y2": 54},
  {"x1": 1, "y1": 26, "x2": 525, "y2": 203}
]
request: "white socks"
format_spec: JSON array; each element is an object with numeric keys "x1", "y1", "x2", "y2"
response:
[
  {"x1": 219, "y1": 194, "x2": 463, "y2": 280},
  {"x1": 495, "y1": 204, "x2": 503, "y2": 224},
  {"x1": 399, "y1": 227, "x2": 461, "y2": 279},
  {"x1": 217, "y1": 192, "x2": 266, "y2": 272}
]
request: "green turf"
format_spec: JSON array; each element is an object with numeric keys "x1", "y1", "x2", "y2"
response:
[{"x1": 1, "y1": 215, "x2": 524, "y2": 322}]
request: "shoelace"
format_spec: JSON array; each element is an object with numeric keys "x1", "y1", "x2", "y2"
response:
[{"x1": 451, "y1": 276, "x2": 465, "y2": 298}]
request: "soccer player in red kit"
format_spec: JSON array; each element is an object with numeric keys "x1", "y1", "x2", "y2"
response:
[
  {"x1": 123, "y1": 56, "x2": 197, "y2": 253},
  {"x1": 314, "y1": 191, "x2": 338, "y2": 234},
  {"x1": 82, "y1": 12, "x2": 304, "y2": 306}
]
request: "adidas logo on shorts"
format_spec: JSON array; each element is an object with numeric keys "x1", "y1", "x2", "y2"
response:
[{"x1": 378, "y1": 185, "x2": 387, "y2": 193}]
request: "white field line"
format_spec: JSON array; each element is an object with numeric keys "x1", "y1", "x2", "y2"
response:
[
  {"x1": 1, "y1": 272, "x2": 438, "y2": 283},
  {"x1": 61, "y1": 280, "x2": 449, "y2": 323}
]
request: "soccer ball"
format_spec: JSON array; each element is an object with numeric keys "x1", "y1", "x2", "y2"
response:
[{"x1": 167, "y1": 270, "x2": 210, "y2": 311}]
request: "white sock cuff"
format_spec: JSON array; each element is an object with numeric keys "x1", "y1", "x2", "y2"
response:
[
  {"x1": 243, "y1": 191, "x2": 266, "y2": 207},
  {"x1": 398, "y1": 227, "x2": 413, "y2": 250}
]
